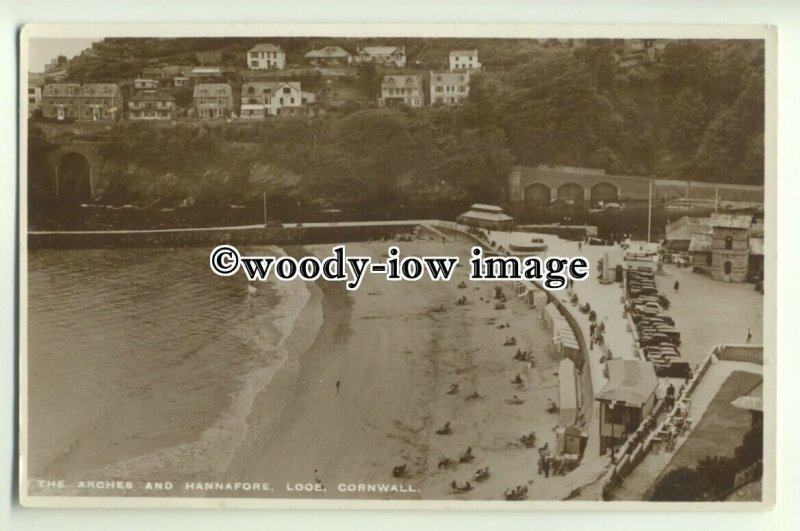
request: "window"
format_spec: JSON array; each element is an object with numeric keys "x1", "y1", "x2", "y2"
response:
[
  {"x1": 606, "y1": 403, "x2": 624, "y2": 424},
  {"x1": 435, "y1": 86, "x2": 443, "y2": 93},
  {"x1": 724, "y1": 261, "x2": 732, "y2": 275},
  {"x1": 250, "y1": 61, "x2": 258, "y2": 68},
  {"x1": 28, "y1": 97, "x2": 35, "y2": 103},
  {"x1": 725, "y1": 235, "x2": 733, "y2": 250},
  {"x1": 290, "y1": 98, "x2": 295, "y2": 104},
  {"x1": 28, "y1": 88, "x2": 35, "y2": 94},
  {"x1": 248, "y1": 86, "x2": 255, "y2": 94},
  {"x1": 283, "y1": 87, "x2": 291, "y2": 94},
  {"x1": 459, "y1": 86, "x2": 466, "y2": 93}
]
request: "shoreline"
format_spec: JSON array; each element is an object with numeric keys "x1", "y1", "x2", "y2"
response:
[{"x1": 220, "y1": 238, "x2": 581, "y2": 500}]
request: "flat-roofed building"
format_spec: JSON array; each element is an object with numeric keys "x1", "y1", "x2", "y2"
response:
[
  {"x1": 248, "y1": 44, "x2": 286, "y2": 70},
  {"x1": 28, "y1": 73, "x2": 45, "y2": 116}
]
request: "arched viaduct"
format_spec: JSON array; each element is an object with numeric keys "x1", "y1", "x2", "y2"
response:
[
  {"x1": 508, "y1": 166, "x2": 655, "y2": 206},
  {"x1": 40, "y1": 142, "x2": 107, "y2": 204}
]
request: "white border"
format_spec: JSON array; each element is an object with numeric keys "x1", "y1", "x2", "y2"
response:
[{"x1": 17, "y1": 22, "x2": 777, "y2": 512}]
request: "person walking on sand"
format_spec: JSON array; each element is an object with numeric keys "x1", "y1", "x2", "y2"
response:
[
  {"x1": 673, "y1": 280, "x2": 680, "y2": 293},
  {"x1": 746, "y1": 328, "x2": 753, "y2": 344}
]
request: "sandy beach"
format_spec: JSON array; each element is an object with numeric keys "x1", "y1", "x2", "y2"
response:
[{"x1": 223, "y1": 235, "x2": 587, "y2": 501}]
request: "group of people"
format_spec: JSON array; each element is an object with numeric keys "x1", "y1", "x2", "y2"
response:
[
  {"x1": 589, "y1": 318, "x2": 606, "y2": 349},
  {"x1": 537, "y1": 445, "x2": 565, "y2": 478}
]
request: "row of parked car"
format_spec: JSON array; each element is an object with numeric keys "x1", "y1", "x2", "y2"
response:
[{"x1": 626, "y1": 267, "x2": 692, "y2": 379}]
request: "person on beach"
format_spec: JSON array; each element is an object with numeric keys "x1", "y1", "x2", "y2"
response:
[
  {"x1": 746, "y1": 328, "x2": 753, "y2": 343},
  {"x1": 674, "y1": 280, "x2": 680, "y2": 293},
  {"x1": 336, "y1": 380, "x2": 341, "y2": 393}
]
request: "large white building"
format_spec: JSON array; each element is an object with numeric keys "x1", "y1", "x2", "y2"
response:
[
  {"x1": 449, "y1": 49, "x2": 481, "y2": 72},
  {"x1": 247, "y1": 44, "x2": 286, "y2": 70},
  {"x1": 430, "y1": 71, "x2": 470, "y2": 105},
  {"x1": 240, "y1": 81, "x2": 311, "y2": 117}
]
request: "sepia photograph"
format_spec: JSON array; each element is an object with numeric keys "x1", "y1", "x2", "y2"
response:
[{"x1": 18, "y1": 23, "x2": 775, "y2": 509}]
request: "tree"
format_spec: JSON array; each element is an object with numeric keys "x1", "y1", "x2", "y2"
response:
[
  {"x1": 651, "y1": 467, "x2": 703, "y2": 501},
  {"x1": 668, "y1": 88, "x2": 709, "y2": 157},
  {"x1": 355, "y1": 63, "x2": 380, "y2": 99},
  {"x1": 735, "y1": 423, "x2": 763, "y2": 471},
  {"x1": 695, "y1": 456, "x2": 736, "y2": 498}
]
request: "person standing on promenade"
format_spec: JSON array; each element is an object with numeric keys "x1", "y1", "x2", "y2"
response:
[
  {"x1": 674, "y1": 280, "x2": 680, "y2": 293},
  {"x1": 746, "y1": 329, "x2": 753, "y2": 344}
]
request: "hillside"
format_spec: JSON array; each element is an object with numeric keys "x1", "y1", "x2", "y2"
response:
[{"x1": 33, "y1": 38, "x2": 765, "y2": 219}]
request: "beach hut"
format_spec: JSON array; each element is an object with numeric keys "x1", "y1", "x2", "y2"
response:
[
  {"x1": 558, "y1": 358, "x2": 578, "y2": 427},
  {"x1": 595, "y1": 359, "x2": 658, "y2": 455}
]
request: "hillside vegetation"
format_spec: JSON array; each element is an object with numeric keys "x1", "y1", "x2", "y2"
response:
[{"x1": 45, "y1": 38, "x2": 765, "y2": 211}]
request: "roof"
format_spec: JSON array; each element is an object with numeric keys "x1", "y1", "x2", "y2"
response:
[
  {"x1": 129, "y1": 92, "x2": 175, "y2": 102},
  {"x1": 430, "y1": 71, "x2": 470, "y2": 84},
  {"x1": 731, "y1": 396, "x2": 763, "y2": 412},
  {"x1": 689, "y1": 233, "x2": 713, "y2": 253},
  {"x1": 709, "y1": 213, "x2": 753, "y2": 229},
  {"x1": 305, "y1": 46, "x2": 351, "y2": 58},
  {"x1": 359, "y1": 46, "x2": 404, "y2": 56},
  {"x1": 193, "y1": 83, "x2": 232, "y2": 97},
  {"x1": 44, "y1": 83, "x2": 120, "y2": 97},
  {"x1": 449, "y1": 49, "x2": 478, "y2": 56},
  {"x1": 249, "y1": 43, "x2": 283, "y2": 53},
  {"x1": 665, "y1": 216, "x2": 711, "y2": 242},
  {"x1": 470, "y1": 203, "x2": 504, "y2": 212},
  {"x1": 459, "y1": 211, "x2": 514, "y2": 222},
  {"x1": 382, "y1": 75, "x2": 422, "y2": 88},
  {"x1": 191, "y1": 67, "x2": 222, "y2": 73},
  {"x1": 242, "y1": 81, "x2": 300, "y2": 94},
  {"x1": 29, "y1": 73, "x2": 45, "y2": 86},
  {"x1": 596, "y1": 360, "x2": 658, "y2": 406},
  {"x1": 43, "y1": 83, "x2": 80, "y2": 96}
]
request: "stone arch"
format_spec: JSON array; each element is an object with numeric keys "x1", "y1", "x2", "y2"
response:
[
  {"x1": 58, "y1": 152, "x2": 92, "y2": 205},
  {"x1": 523, "y1": 183, "x2": 551, "y2": 204},
  {"x1": 590, "y1": 182, "x2": 618, "y2": 204},
  {"x1": 556, "y1": 182, "x2": 584, "y2": 202}
]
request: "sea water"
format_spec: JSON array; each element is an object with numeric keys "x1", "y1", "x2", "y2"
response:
[{"x1": 26, "y1": 246, "x2": 316, "y2": 489}]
